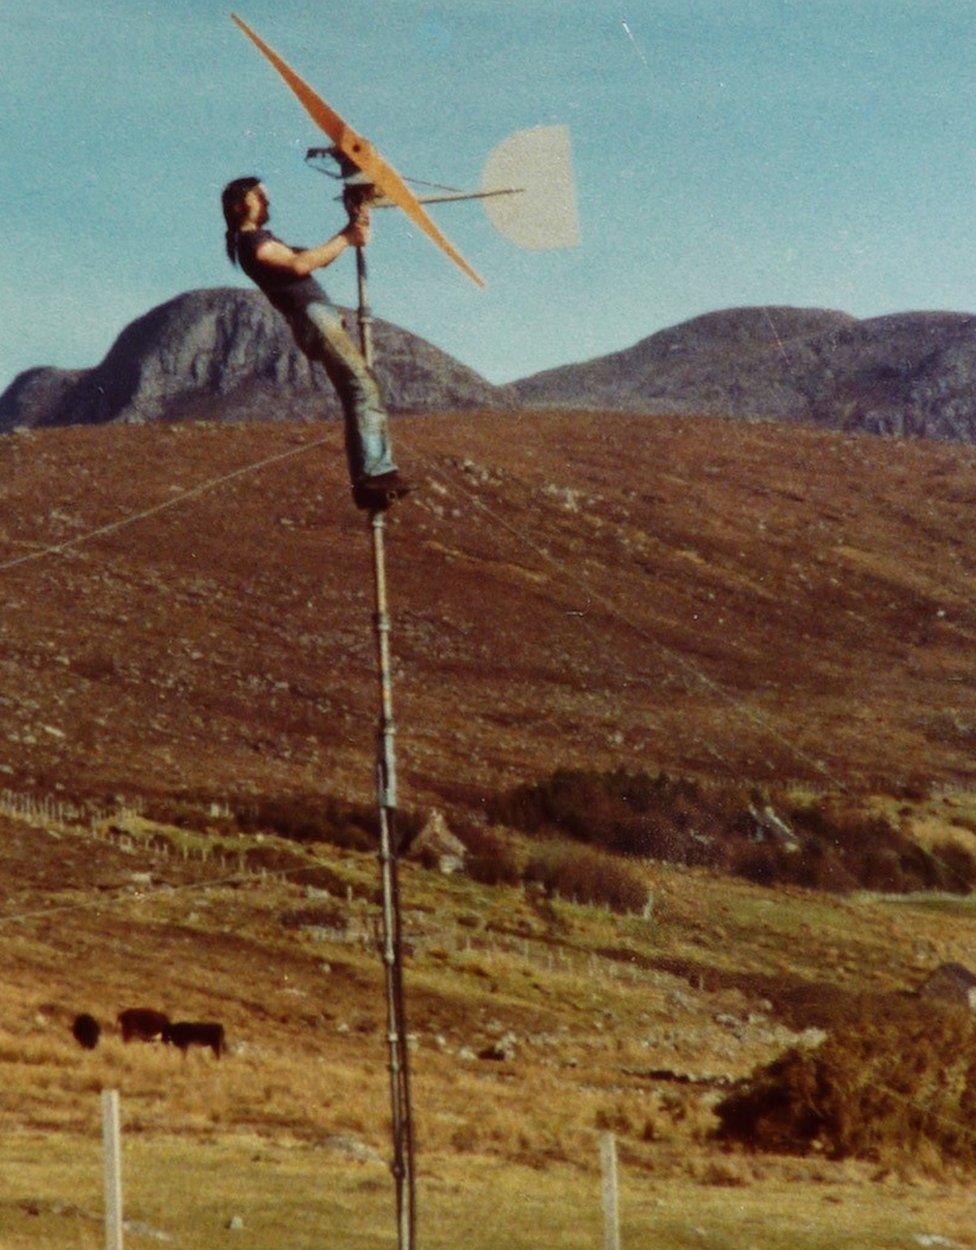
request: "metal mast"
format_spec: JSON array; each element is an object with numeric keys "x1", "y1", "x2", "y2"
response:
[
  {"x1": 227, "y1": 26, "x2": 510, "y2": 1250},
  {"x1": 345, "y1": 172, "x2": 417, "y2": 1250}
]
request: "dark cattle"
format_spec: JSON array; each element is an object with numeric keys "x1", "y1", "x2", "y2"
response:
[
  {"x1": 164, "y1": 1021, "x2": 225, "y2": 1058},
  {"x1": 71, "y1": 1013, "x2": 101, "y2": 1050},
  {"x1": 117, "y1": 1007, "x2": 170, "y2": 1043}
]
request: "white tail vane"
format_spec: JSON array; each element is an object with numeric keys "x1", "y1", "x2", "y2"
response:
[{"x1": 481, "y1": 125, "x2": 580, "y2": 251}]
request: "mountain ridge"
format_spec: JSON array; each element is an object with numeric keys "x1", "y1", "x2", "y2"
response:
[
  {"x1": 7, "y1": 293, "x2": 976, "y2": 442},
  {"x1": 0, "y1": 288, "x2": 513, "y2": 430},
  {"x1": 513, "y1": 305, "x2": 976, "y2": 441}
]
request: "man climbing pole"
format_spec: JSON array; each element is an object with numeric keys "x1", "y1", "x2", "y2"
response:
[{"x1": 221, "y1": 176, "x2": 413, "y2": 511}]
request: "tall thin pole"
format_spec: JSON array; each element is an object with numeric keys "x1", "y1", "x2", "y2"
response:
[
  {"x1": 355, "y1": 244, "x2": 374, "y2": 369},
  {"x1": 371, "y1": 516, "x2": 416, "y2": 1250},
  {"x1": 356, "y1": 230, "x2": 416, "y2": 1250}
]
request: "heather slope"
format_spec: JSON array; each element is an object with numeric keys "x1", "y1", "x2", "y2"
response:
[
  {"x1": 3, "y1": 410, "x2": 976, "y2": 1246},
  {"x1": 0, "y1": 409, "x2": 973, "y2": 807}
]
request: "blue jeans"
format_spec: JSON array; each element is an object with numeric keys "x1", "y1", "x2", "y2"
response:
[{"x1": 286, "y1": 301, "x2": 398, "y2": 483}]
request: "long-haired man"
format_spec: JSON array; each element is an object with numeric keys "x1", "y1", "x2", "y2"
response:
[{"x1": 221, "y1": 176, "x2": 411, "y2": 511}]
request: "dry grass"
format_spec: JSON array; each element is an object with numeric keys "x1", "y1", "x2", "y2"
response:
[
  {"x1": 5, "y1": 1131, "x2": 976, "y2": 1250},
  {"x1": 716, "y1": 997, "x2": 976, "y2": 1169},
  {"x1": 5, "y1": 808, "x2": 976, "y2": 1247}
]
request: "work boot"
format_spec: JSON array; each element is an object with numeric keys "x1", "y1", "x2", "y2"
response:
[{"x1": 352, "y1": 471, "x2": 414, "y2": 512}]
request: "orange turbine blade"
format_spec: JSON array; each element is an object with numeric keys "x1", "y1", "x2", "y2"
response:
[{"x1": 231, "y1": 14, "x2": 485, "y2": 288}]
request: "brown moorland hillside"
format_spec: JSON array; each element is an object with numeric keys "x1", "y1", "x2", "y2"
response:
[
  {"x1": 5, "y1": 409, "x2": 976, "y2": 1246},
  {"x1": 0, "y1": 409, "x2": 972, "y2": 806}
]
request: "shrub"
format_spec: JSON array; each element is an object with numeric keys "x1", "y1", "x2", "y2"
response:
[
  {"x1": 234, "y1": 795, "x2": 373, "y2": 850},
  {"x1": 141, "y1": 791, "x2": 416, "y2": 855},
  {"x1": 729, "y1": 841, "x2": 791, "y2": 887},
  {"x1": 278, "y1": 902, "x2": 346, "y2": 930},
  {"x1": 523, "y1": 841, "x2": 647, "y2": 914},
  {"x1": 790, "y1": 839, "x2": 859, "y2": 892},
  {"x1": 231, "y1": 795, "x2": 421, "y2": 854},
  {"x1": 857, "y1": 846, "x2": 910, "y2": 893},
  {"x1": 715, "y1": 998, "x2": 976, "y2": 1168},
  {"x1": 243, "y1": 844, "x2": 305, "y2": 874},
  {"x1": 896, "y1": 775, "x2": 933, "y2": 802},
  {"x1": 286, "y1": 864, "x2": 350, "y2": 895},
  {"x1": 784, "y1": 805, "x2": 960, "y2": 893},
  {"x1": 931, "y1": 840, "x2": 976, "y2": 892},
  {"x1": 142, "y1": 795, "x2": 236, "y2": 833},
  {"x1": 488, "y1": 768, "x2": 747, "y2": 865},
  {"x1": 455, "y1": 823, "x2": 522, "y2": 887},
  {"x1": 490, "y1": 768, "x2": 976, "y2": 896}
]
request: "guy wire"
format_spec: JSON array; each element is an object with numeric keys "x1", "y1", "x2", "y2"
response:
[{"x1": 0, "y1": 431, "x2": 336, "y2": 575}]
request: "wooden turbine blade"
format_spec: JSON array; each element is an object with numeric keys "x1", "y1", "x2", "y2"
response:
[{"x1": 231, "y1": 14, "x2": 485, "y2": 287}]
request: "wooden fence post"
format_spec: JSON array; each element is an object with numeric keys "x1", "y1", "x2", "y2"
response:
[
  {"x1": 102, "y1": 1088, "x2": 124, "y2": 1250},
  {"x1": 600, "y1": 1132, "x2": 620, "y2": 1250}
]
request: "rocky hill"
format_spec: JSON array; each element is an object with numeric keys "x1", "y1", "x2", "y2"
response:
[
  {"x1": 8, "y1": 295, "x2": 976, "y2": 443},
  {"x1": 0, "y1": 288, "x2": 513, "y2": 430},
  {"x1": 513, "y1": 306, "x2": 976, "y2": 441}
]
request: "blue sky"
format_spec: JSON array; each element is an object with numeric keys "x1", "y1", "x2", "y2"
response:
[{"x1": 4, "y1": 0, "x2": 976, "y2": 391}]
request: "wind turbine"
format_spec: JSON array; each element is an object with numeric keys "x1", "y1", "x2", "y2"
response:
[{"x1": 230, "y1": 18, "x2": 578, "y2": 1250}]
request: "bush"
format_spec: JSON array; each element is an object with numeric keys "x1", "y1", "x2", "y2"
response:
[
  {"x1": 490, "y1": 768, "x2": 976, "y2": 896},
  {"x1": 141, "y1": 791, "x2": 426, "y2": 856},
  {"x1": 523, "y1": 841, "x2": 647, "y2": 914},
  {"x1": 231, "y1": 795, "x2": 421, "y2": 854},
  {"x1": 715, "y1": 998, "x2": 976, "y2": 1168},
  {"x1": 278, "y1": 901, "x2": 345, "y2": 930},
  {"x1": 787, "y1": 805, "x2": 976, "y2": 894},
  {"x1": 488, "y1": 768, "x2": 747, "y2": 865},
  {"x1": 729, "y1": 841, "x2": 791, "y2": 887},
  {"x1": 142, "y1": 795, "x2": 236, "y2": 834},
  {"x1": 234, "y1": 795, "x2": 374, "y2": 851},
  {"x1": 790, "y1": 839, "x2": 859, "y2": 892},
  {"x1": 931, "y1": 840, "x2": 976, "y2": 892},
  {"x1": 456, "y1": 823, "x2": 522, "y2": 887}
]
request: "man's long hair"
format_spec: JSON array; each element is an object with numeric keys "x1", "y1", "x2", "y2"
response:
[{"x1": 221, "y1": 176, "x2": 262, "y2": 266}]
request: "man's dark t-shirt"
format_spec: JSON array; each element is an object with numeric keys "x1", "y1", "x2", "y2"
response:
[{"x1": 236, "y1": 228, "x2": 327, "y2": 317}]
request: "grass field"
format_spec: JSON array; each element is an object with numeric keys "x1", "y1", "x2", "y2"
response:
[
  {"x1": 3, "y1": 804, "x2": 976, "y2": 1247},
  {"x1": 5, "y1": 1130, "x2": 976, "y2": 1250}
]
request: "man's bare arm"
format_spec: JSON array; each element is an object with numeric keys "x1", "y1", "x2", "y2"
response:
[{"x1": 253, "y1": 216, "x2": 370, "y2": 277}]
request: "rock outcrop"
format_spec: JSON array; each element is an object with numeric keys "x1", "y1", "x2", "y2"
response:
[
  {"x1": 10, "y1": 295, "x2": 976, "y2": 444},
  {"x1": 513, "y1": 306, "x2": 976, "y2": 442},
  {"x1": 917, "y1": 962, "x2": 976, "y2": 1010},
  {"x1": 0, "y1": 288, "x2": 512, "y2": 430}
]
